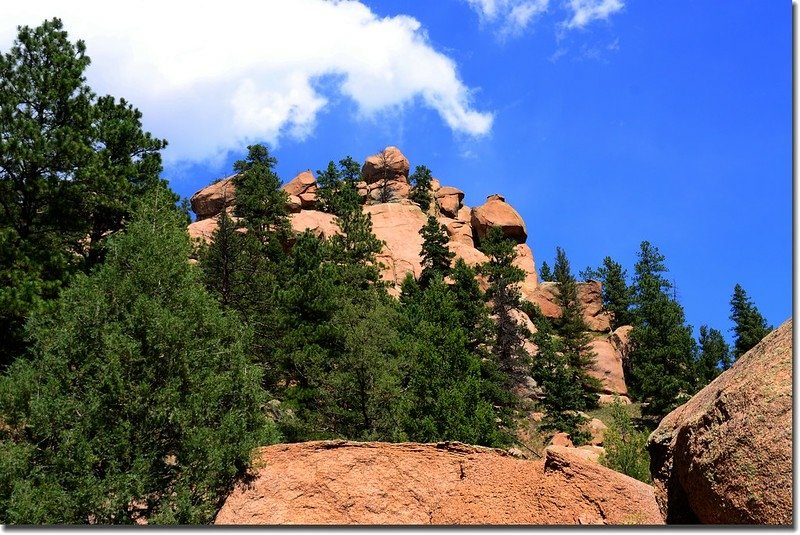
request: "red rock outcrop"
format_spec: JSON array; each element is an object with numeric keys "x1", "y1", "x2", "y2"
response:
[
  {"x1": 471, "y1": 194, "x2": 527, "y2": 244},
  {"x1": 648, "y1": 318, "x2": 792, "y2": 525},
  {"x1": 361, "y1": 146, "x2": 410, "y2": 184},
  {"x1": 282, "y1": 170, "x2": 318, "y2": 209},
  {"x1": 365, "y1": 201, "x2": 427, "y2": 285},
  {"x1": 215, "y1": 441, "x2": 663, "y2": 525},
  {"x1": 587, "y1": 338, "x2": 628, "y2": 396},
  {"x1": 190, "y1": 176, "x2": 236, "y2": 221},
  {"x1": 289, "y1": 210, "x2": 340, "y2": 241},
  {"x1": 435, "y1": 186, "x2": 464, "y2": 218},
  {"x1": 526, "y1": 282, "x2": 611, "y2": 333},
  {"x1": 187, "y1": 215, "x2": 223, "y2": 243}
]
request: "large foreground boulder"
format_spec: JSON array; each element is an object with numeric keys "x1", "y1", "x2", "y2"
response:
[
  {"x1": 648, "y1": 318, "x2": 792, "y2": 525},
  {"x1": 215, "y1": 441, "x2": 663, "y2": 525}
]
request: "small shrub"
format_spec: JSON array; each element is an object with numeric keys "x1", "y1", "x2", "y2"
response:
[{"x1": 599, "y1": 399, "x2": 652, "y2": 483}]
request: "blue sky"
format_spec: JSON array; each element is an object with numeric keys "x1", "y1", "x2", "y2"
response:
[{"x1": 0, "y1": 1, "x2": 791, "y2": 346}]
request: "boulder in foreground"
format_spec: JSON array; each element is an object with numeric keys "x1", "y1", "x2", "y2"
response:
[
  {"x1": 215, "y1": 440, "x2": 663, "y2": 525},
  {"x1": 648, "y1": 318, "x2": 792, "y2": 525}
]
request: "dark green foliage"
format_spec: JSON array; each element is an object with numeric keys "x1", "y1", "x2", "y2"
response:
[
  {"x1": 449, "y1": 259, "x2": 494, "y2": 354},
  {"x1": 628, "y1": 241, "x2": 697, "y2": 418},
  {"x1": 581, "y1": 256, "x2": 633, "y2": 329},
  {"x1": 400, "y1": 276, "x2": 508, "y2": 446},
  {"x1": 315, "y1": 157, "x2": 362, "y2": 216},
  {"x1": 539, "y1": 260, "x2": 554, "y2": 282},
  {"x1": 0, "y1": 189, "x2": 277, "y2": 524},
  {"x1": 528, "y1": 306, "x2": 590, "y2": 444},
  {"x1": 0, "y1": 18, "x2": 166, "y2": 368},
  {"x1": 199, "y1": 210, "x2": 246, "y2": 308},
  {"x1": 409, "y1": 165, "x2": 433, "y2": 211},
  {"x1": 553, "y1": 247, "x2": 601, "y2": 408},
  {"x1": 480, "y1": 226, "x2": 529, "y2": 377},
  {"x1": 695, "y1": 325, "x2": 730, "y2": 386},
  {"x1": 599, "y1": 400, "x2": 651, "y2": 483},
  {"x1": 729, "y1": 283, "x2": 772, "y2": 360},
  {"x1": 232, "y1": 144, "x2": 290, "y2": 251},
  {"x1": 419, "y1": 215, "x2": 454, "y2": 288}
]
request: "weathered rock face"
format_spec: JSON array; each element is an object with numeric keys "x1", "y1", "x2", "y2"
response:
[
  {"x1": 471, "y1": 194, "x2": 527, "y2": 244},
  {"x1": 435, "y1": 186, "x2": 464, "y2": 218},
  {"x1": 361, "y1": 146, "x2": 410, "y2": 184},
  {"x1": 648, "y1": 319, "x2": 792, "y2": 525},
  {"x1": 526, "y1": 282, "x2": 610, "y2": 333},
  {"x1": 190, "y1": 176, "x2": 236, "y2": 221},
  {"x1": 587, "y1": 338, "x2": 628, "y2": 396},
  {"x1": 187, "y1": 215, "x2": 225, "y2": 242},
  {"x1": 282, "y1": 170, "x2": 318, "y2": 209},
  {"x1": 289, "y1": 210, "x2": 340, "y2": 241},
  {"x1": 215, "y1": 441, "x2": 663, "y2": 525},
  {"x1": 365, "y1": 201, "x2": 428, "y2": 285}
]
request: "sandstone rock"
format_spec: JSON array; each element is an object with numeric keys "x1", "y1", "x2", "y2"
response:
[
  {"x1": 648, "y1": 319, "x2": 792, "y2": 525},
  {"x1": 190, "y1": 175, "x2": 235, "y2": 220},
  {"x1": 587, "y1": 338, "x2": 628, "y2": 396},
  {"x1": 298, "y1": 192, "x2": 317, "y2": 209},
  {"x1": 549, "y1": 432, "x2": 574, "y2": 448},
  {"x1": 579, "y1": 281, "x2": 612, "y2": 332},
  {"x1": 215, "y1": 441, "x2": 663, "y2": 525},
  {"x1": 525, "y1": 282, "x2": 610, "y2": 333},
  {"x1": 471, "y1": 194, "x2": 527, "y2": 244},
  {"x1": 282, "y1": 170, "x2": 317, "y2": 197},
  {"x1": 547, "y1": 444, "x2": 604, "y2": 464},
  {"x1": 365, "y1": 202, "x2": 427, "y2": 285},
  {"x1": 361, "y1": 146, "x2": 410, "y2": 184},
  {"x1": 430, "y1": 178, "x2": 441, "y2": 191},
  {"x1": 609, "y1": 325, "x2": 633, "y2": 360},
  {"x1": 447, "y1": 240, "x2": 489, "y2": 269},
  {"x1": 586, "y1": 418, "x2": 608, "y2": 446},
  {"x1": 435, "y1": 186, "x2": 464, "y2": 218},
  {"x1": 367, "y1": 180, "x2": 410, "y2": 203},
  {"x1": 286, "y1": 195, "x2": 302, "y2": 213},
  {"x1": 439, "y1": 216, "x2": 474, "y2": 246},
  {"x1": 514, "y1": 243, "x2": 539, "y2": 298},
  {"x1": 598, "y1": 394, "x2": 632, "y2": 406},
  {"x1": 187, "y1": 216, "x2": 221, "y2": 244},
  {"x1": 289, "y1": 210, "x2": 340, "y2": 241}
]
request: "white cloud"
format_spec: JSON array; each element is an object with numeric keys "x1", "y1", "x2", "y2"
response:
[
  {"x1": 465, "y1": 0, "x2": 549, "y2": 38},
  {"x1": 0, "y1": 0, "x2": 493, "y2": 167},
  {"x1": 563, "y1": 0, "x2": 625, "y2": 30}
]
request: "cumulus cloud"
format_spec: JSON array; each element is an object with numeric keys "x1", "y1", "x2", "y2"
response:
[
  {"x1": 0, "y1": 0, "x2": 493, "y2": 167},
  {"x1": 465, "y1": 0, "x2": 549, "y2": 38},
  {"x1": 563, "y1": 0, "x2": 625, "y2": 30}
]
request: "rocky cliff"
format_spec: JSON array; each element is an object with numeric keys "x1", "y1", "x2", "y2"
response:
[
  {"x1": 214, "y1": 440, "x2": 663, "y2": 525},
  {"x1": 648, "y1": 318, "x2": 792, "y2": 524},
  {"x1": 188, "y1": 146, "x2": 630, "y2": 398}
]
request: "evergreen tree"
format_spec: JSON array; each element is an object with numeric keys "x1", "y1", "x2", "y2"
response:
[
  {"x1": 409, "y1": 165, "x2": 433, "y2": 211},
  {"x1": 528, "y1": 306, "x2": 590, "y2": 444},
  {"x1": 419, "y1": 215, "x2": 454, "y2": 289},
  {"x1": 480, "y1": 226, "x2": 529, "y2": 378},
  {"x1": 315, "y1": 157, "x2": 362, "y2": 216},
  {"x1": 553, "y1": 247, "x2": 601, "y2": 408},
  {"x1": 199, "y1": 210, "x2": 245, "y2": 309},
  {"x1": 231, "y1": 144, "x2": 290, "y2": 253},
  {"x1": 449, "y1": 259, "x2": 494, "y2": 354},
  {"x1": 0, "y1": 19, "x2": 166, "y2": 368},
  {"x1": 400, "y1": 276, "x2": 507, "y2": 446},
  {"x1": 628, "y1": 241, "x2": 697, "y2": 418},
  {"x1": 695, "y1": 325, "x2": 730, "y2": 386},
  {"x1": 582, "y1": 256, "x2": 633, "y2": 329},
  {"x1": 729, "y1": 283, "x2": 772, "y2": 360},
  {"x1": 539, "y1": 260, "x2": 554, "y2": 282},
  {"x1": 0, "y1": 188, "x2": 277, "y2": 524}
]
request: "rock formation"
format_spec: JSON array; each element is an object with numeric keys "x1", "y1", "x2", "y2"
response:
[
  {"x1": 214, "y1": 441, "x2": 663, "y2": 525},
  {"x1": 187, "y1": 146, "x2": 630, "y2": 397},
  {"x1": 648, "y1": 319, "x2": 792, "y2": 525}
]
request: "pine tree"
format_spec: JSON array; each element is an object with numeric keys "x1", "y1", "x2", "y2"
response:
[
  {"x1": 199, "y1": 210, "x2": 245, "y2": 308},
  {"x1": 583, "y1": 256, "x2": 633, "y2": 329},
  {"x1": 400, "y1": 276, "x2": 507, "y2": 446},
  {"x1": 695, "y1": 325, "x2": 730, "y2": 386},
  {"x1": 0, "y1": 19, "x2": 166, "y2": 368},
  {"x1": 409, "y1": 165, "x2": 433, "y2": 211},
  {"x1": 539, "y1": 260, "x2": 554, "y2": 282},
  {"x1": 729, "y1": 283, "x2": 772, "y2": 360},
  {"x1": 628, "y1": 241, "x2": 697, "y2": 418},
  {"x1": 419, "y1": 215, "x2": 454, "y2": 288},
  {"x1": 553, "y1": 247, "x2": 601, "y2": 408},
  {"x1": 479, "y1": 226, "x2": 528, "y2": 378},
  {"x1": 0, "y1": 187, "x2": 277, "y2": 524},
  {"x1": 528, "y1": 306, "x2": 590, "y2": 444}
]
